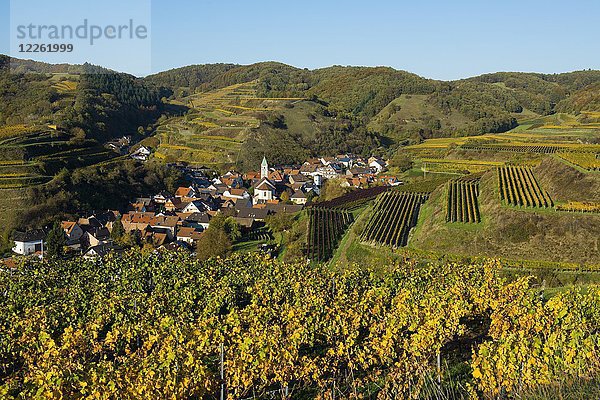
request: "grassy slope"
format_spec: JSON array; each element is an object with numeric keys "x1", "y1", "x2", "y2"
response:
[{"x1": 408, "y1": 167, "x2": 600, "y2": 266}]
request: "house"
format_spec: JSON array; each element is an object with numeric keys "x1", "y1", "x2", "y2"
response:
[
  {"x1": 149, "y1": 216, "x2": 180, "y2": 240},
  {"x1": 300, "y1": 162, "x2": 319, "y2": 176},
  {"x1": 145, "y1": 231, "x2": 168, "y2": 247},
  {"x1": 319, "y1": 157, "x2": 336, "y2": 165},
  {"x1": 12, "y1": 230, "x2": 45, "y2": 256},
  {"x1": 83, "y1": 243, "x2": 117, "y2": 259},
  {"x1": 175, "y1": 186, "x2": 196, "y2": 199},
  {"x1": 78, "y1": 216, "x2": 102, "y2": 229},
  {"x1": 176, "y1": 227, "x2": 204, "y2": 245},
  {"x1": 223, "y1": 188, "x2": 250, "y2": 200},
  {"x1": 183, "y1": 212, "x2": 211, "y2": 230},
  {"x1": 224, "y1": 196, "x2": 253, "y2": 209},
  {"x1": 81, "y1": 227, "x2": 111, "y2": 248},
  {"x1": 346, "y1": 167, "x2": 372, "y2": 177},
  {"x1": 153, "y1": 191, "x2": 173, "y2": 204},
  {"x1": 336, "y1": 155, "x2": 353, "y2": 168},
  {"x1": 290, "y1": 190, "x2": 308, "y2": 205},
  {"x1": 268, "y1": 170, "x2": 284, "y2": 183},
  {"x1": 264, "y1": 203, "x2": 303, "y2": 215},
  {"x1": 128, "y1": 202, "x2": 150, "y2": 213},
  {"x1": 221, "y1": 174, "x2": 244, "y2": 188},
  {"x1": 288, "y1": 174, "x2": 309, "y2": 185},
  {"x1": 182, "y1": 200, "x2": 212, "y2": 214},
  {"x1": 316, "y1": 164, "x2": 340, "y2": 179},
  {"x1": 236, "y1": 207, "x2": 270, "y2": 221},
  {"x1": 254, "y1": 178, "x2": 277, "y2": 203},
  {"x1": 130, "y1": 146, "x2": 151, "y2": 161},
  {"x1": 369, "y1": 158, "x2": 387, "y2": 174},
  {"x1": 165, "y1": 198, "x2": 184, "y2": 212},
  {"x1": 96, "y1": 211, "x2": 119, "y2": 229},
  {"x1": 121, "y1": 212, "x2": 155, "y2": 232},
  {"x1": 61, "y1": 221, "x2": 84, "y2": 248},
  {"x1": 233, "y1": 217, "x2": 256, "y2": 230}
]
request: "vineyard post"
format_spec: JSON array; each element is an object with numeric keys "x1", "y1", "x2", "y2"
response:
[
  {"x1": 220, "y1": 342, "x2": 225, "y2": 400},
  {"x1": 437, "y1": 352, "x2": 441, "y2": 384}
]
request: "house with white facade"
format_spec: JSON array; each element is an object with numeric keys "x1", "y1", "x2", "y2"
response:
[{"x1": 12, "y1": 230, "x2": 46, "y2": 256}]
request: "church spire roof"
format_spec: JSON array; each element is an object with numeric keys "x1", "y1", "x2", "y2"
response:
[{"x1": 261, "y1": 156, "x2": 268, "y2": 167}]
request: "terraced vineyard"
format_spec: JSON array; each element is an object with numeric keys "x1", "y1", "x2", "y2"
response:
[
  {"x1": 462, "y1": 144, "x2": 563, "y2": 154},
  {"x1": 497, "y1": 166, "x2": 553, "y2": 208},
  {"x1": 154, "y1": 81, "x2": 299, "y2": 167},
  {"x1": 556, "y1": 152, "x2": 600, "y2": 171},
  {"x1": 306, "y1": 208, "x2": 354, "y2": 261},
  {"x1": 421, "y1": 158, "x2": 503, "y2": 174},
  {"x1": 556, "y1": 201, "x2": 600, "y2": 213},
  {"x1": 462, "y1": 143, "x2": 600, "y2": 154},
  {"x1": 361, "y1": 192, "x2": 428, "y2": 248},
  {"x1": 446, "y1": 176, "x2": 481, "y2": 223}
]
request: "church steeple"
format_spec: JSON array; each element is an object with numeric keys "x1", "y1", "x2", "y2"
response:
[{"x1": 261, "y1": 156, "x2": 269, "y2": 180}]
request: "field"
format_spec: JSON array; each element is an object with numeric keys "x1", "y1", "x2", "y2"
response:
[
  {"x1": 361, "y1": 191, "x2": 428, "y2": 248},
  {"x1": 306, "y1": 207, "x2": 353, "y2": 261},
  {"x1": 497, "y1": 166, "x2": 553, "y2": 208},
  {"x1": 445, "y1": 176, "x2": 481, "y2": 223}
]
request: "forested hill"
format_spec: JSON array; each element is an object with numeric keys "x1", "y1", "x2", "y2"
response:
[
  {"x1": 0, "y1": 56, "x2": 168, "y2": 141},
  {"x1": 147, "y1": 63, "x2": 600, "y2": 141},
  {"x1": 3, "y1": 54, "x2": 600, "y2": 144}
]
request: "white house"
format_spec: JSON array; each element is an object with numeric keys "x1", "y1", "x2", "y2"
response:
[
  {"x1": 223, "y1": 188, "x2": 251, "y2": 200},
  {"x1": 12, "y1": 230, "x2": 45, "y2": 256},
  {"x1": 254, "y1": 178, "x2": 277, "y2": 203},
  {"x1": 182, "y1": 200, "x2": 211, "y2": 214},
  {"x1": 369, "y1": 159, "x2": 387, "y2": 174},
  {"x1": 130, "y1": 146, "x2": 151, "y2": 161},
  {"x1": 316, "y1": 164, "x2": 340, "y2": 179}
]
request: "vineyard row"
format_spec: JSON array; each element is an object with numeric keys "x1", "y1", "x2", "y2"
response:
[
  {"x1": 361, "y1": 192, "x2": 428, "y2": 248},
  {"x1": 497, "y1": 166, "x2": 553, "y2": 208},
  {"x1": 306, "y1": 207, "x2": 354, "y2": 261},
  {"x1": 446, "y1": 179, "x2": 481, "y2": 223}
]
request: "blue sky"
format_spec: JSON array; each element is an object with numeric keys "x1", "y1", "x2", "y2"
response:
[{"x1": 1, "y1": 0, "x2": 598, "y2": 80}]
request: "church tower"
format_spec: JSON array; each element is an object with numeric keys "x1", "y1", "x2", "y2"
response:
[{"x1": 261, "y1": 156, "x2": 269, "y2": 180}]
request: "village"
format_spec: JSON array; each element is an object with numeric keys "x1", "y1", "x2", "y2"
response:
[{"x1": 7, "y1": 153, "x2": 399, "y2": 262}]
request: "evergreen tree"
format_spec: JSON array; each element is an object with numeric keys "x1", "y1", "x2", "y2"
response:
[
  {"x1": 45, "y1": 221, "x2": 66, "y2": 259},
  {"x1": 111, "y1": 218, "x2": 125, "y2": 241}
]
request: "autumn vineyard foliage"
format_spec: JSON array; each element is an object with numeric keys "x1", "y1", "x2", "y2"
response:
[
  {"x1": 361, "y1": 191, "x2": 428, "y2": 248},
  {"x1": 555, "y1": 201, "x2": 600, "y2": 213},
  {"x1": 556, "y1": 152, "x2": 600, "y2": 171},
  {"x1": 497, "y1": 166, "x2": 553, "y2": 208},
  {"x1": 0, "y1": 251, "x2": 599, "y2": 398}
]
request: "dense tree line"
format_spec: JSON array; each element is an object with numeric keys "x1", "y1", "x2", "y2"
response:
[
  {"x1": 0, "y1": 69, "x2": 59, "y2": 126},
  {"x1": 56, "y1": 64, "x2": 170, "y2": 141},
  {"x1": 13, "y1": 160, "x2": 183, "y2": 230}
]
